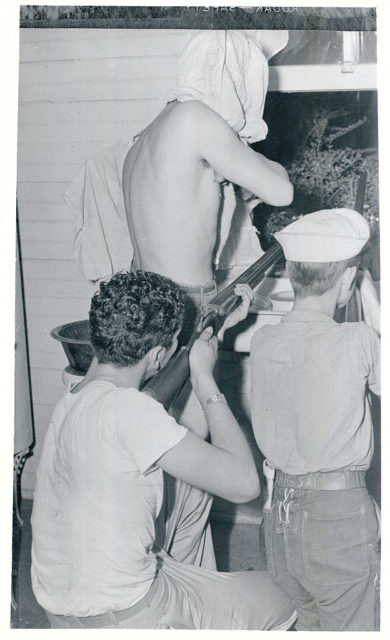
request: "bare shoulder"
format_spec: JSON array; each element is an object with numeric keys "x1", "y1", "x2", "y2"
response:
[{"x1": 170, "y1": 100, "x2": 228, "y2": 132}]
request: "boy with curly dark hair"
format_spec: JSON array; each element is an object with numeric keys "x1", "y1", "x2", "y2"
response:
[
  {"x1": 250, "y1": 209, "x2": 380, "y2": 631},
  {"x1": 89, "y1": 270, "x2": 186, "y2": 366},
  {"x1": 31, "y1": 270, "x2": 296, "y2": 630}
]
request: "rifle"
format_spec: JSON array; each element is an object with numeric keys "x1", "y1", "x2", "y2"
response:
[
  {"x1": 354, "y1": 170, "x2": 367, "y2": 216},
  {"x1": 144, "y1": 173, "x2": 368, "y2": 409},
  {"x1": 334, "y1": 170, "x2": 367, "y2": 323},
  {"x1": 143, "y1": 241, "x2": 283, "y2": 410}
]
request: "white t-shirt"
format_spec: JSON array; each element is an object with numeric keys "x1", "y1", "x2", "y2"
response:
[{"x1": 31, "y1": 380, "x2": 187, "y2": 616}]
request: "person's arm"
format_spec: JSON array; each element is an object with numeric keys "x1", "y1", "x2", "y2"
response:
[
  {"x1": 185, "y1": 101, "x2": 293, "y2": 207},
  {"x1": 363, "y1": 325, "x2": 381, "y2": 397},
  {"x1": 168, "y1": 284, "x2": 254, "y2": 443},
  {"x1": 217, "y1": 283, "x2": 254, "y2": 340},
  {"x1": 156, "y1": 327, "x2": 260, "y2": 503}
]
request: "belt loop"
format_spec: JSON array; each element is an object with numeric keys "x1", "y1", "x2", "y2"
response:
[
  {"x1": 73, "y1": 616, "x2": 85, "y2": 628},
  {"x1": 263, "y1": 459, "x2": 275, "y2": 511},
  {"x1": 108, "y1": 611, "x2": 118, "y2": 626}
]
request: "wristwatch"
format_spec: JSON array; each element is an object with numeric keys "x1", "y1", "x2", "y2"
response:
[{"x1": 206, "y1": 393, "x2": 227, "y2": 405}]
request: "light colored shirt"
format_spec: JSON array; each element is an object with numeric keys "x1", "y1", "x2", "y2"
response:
[
  {"x1": 31, "y1": 380, "x2": 187, "y2": 616},
  {"x1": 250, "y1": 311, "x2": 380, "y2": 475}
]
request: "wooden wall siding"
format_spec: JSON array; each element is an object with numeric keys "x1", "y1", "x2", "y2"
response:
[{"x1": 18, "y1": 28, "x2": 193, "y2": 497}]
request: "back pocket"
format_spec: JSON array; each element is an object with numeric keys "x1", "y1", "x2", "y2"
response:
[{"x1": 302, "y1": 508, "x2": 369, "y2": 586}]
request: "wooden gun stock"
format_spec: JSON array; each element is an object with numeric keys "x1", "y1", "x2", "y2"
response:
[{"x1": 143, "y1": 242, "x2": 283, "y2": 410}]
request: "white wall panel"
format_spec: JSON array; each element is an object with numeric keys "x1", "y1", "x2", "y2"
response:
[
  {"x1": 18, "y1": 100, "x2": 161, "y2": 125},
  {"x1": 29, "y1": 350, "x2": 68, "y2": 371},
  {"x1": 17, "y1": 27, "x2": 191, "y2": 496},
  {"x1": 18, "y1": 122, "x2": 140, "y2": 145},
  {"x1": 19, "y1": 75, "x2": 175, "y2": 102},
  {"x1": 19, "y1": 220, "x2": 74, "y2": 243},
  {"x1": 22, "y1": 259, "x2": 81, "y2": 279},
  {"x1": 19, "y1": 56, "x2": 179, "y2": 85},
  {"x1": 18, "y1": 141, "x2": 111, "y2": 164},
  {"x1": 23, "y1": 277, "x2": 95, "y2": 299},
  {"x1": 19, "y1": 240, "x2": 74, "y2": 260},
  {"x1": 17, "y1": 182, "x2": 69, "y2": 203},
  {"x1": 25, "y1": 296, "x2": 92, "y2": 318},
  {"x1": 17, "y1": 201, "x2": 73, "y2": 221},
  {"x1": 19, "y1": 28, "x2": 191, "y2": 62},
  {"x1": 17, "y1": 162, "x2": 82, "y2": 183}
]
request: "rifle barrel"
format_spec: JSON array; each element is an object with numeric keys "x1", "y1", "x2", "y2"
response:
[
  {"x1": 354, "y1": 171, "x2": 367, "y2": 215},
  {"x1": 143, "y1": 242, "x2": 283, "y2": 408},
  {"x1": 210, "y1": 242, "x2": 283, "y2": 313}
]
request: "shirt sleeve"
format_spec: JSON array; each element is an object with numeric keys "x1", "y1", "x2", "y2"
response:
[
  {"x1": 250, "y1": 329, "x2": 267, "y2": 427},
  {"x1": 250, "y1": 329, "x2": 267, "y2": 382},
  {"x1": 102, "y1": 388, "x2": 188, "y2": 474},
  {"x1": 358, "y1": 323, "x2": 381, "y2": 396}
]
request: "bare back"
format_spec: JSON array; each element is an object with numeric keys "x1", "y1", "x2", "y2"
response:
[
  {"x1": 123, "y1": 101, "x2": 221, "y2": 286},
  {"x1": 123, "y1": 100, "x2": 293, "y2": 286}
]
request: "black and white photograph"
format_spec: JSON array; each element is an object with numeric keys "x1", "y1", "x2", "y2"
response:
[{"x1": 7, "y1": 1, "x2": 384, "y2": 632}]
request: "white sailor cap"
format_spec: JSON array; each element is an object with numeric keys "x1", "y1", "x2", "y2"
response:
[{"x1": 275, "y1": 208, "x2": 370, "y2": 262}]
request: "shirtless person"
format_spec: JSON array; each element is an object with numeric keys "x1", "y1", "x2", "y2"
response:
[
  {"x1": 122, "y1": 31, "x2": 293, "y2": 438},
  {"x1": 122, "y1": 100, "x2": 293, "y2": 286},
  {"x1": 122, "y1": 30, "x2": 293, "y2": 303},
  {"x1": 69, "y1": 32, "x2": 292, "y2": 577}
]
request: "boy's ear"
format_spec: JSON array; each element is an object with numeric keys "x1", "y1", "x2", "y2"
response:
[
  {"x1": 342, "y1": 265, "x2": 358, "y2": 292},
  {"x1": 337, "y1": 265, "x2": 358, "y2": 307},
  {"x1": 147, "y1": 345, "x2": 166, "y2": 372}
]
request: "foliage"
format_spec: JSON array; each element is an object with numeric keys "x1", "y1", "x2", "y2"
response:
[
  {"x1": 20, "y1": 5, "x2": 185, "y2": 23},
  {"x1": 19, "y1": 5, "x2": 208, "y2": 25},
  {"x1": 263, "y1": 107, "x2": 379, "y2": 241}
]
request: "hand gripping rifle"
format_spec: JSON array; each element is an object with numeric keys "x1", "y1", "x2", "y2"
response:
[
  {"x1": 143, "y1": 242, "x2": 283, "y2": 410},
  {"x1": 143, "y1": 173, "x2": 368, "y2": 410}
]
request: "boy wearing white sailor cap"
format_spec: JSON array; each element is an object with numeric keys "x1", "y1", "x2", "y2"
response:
[{"x1": 250, "y1": 208, "x2": 380, "y2": 631}]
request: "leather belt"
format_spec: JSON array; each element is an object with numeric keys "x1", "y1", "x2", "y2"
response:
[{"x1": 275, "y1": 469, "x2": 366, "y2": 491}]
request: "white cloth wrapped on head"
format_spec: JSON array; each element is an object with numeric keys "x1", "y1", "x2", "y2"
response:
[
  {"x1": 166, "y1": 30, "x2": 288, "y2": 274},
  {"x1": 275, "y1": 208, "x2": 370, "y2": 262},
  {"x1": 167, "y1": 30, "x2": 287, "y2": 144},
  {"x1": 63, "y1": 30, "x2": 289, "y2": 282}
]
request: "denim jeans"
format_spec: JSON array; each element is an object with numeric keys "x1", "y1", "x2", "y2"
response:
[{"x1": 264, "y1": 486, "x2": 380, "y2": 631}]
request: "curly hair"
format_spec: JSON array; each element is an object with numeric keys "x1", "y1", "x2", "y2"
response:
[
  {"x1": 287, "y1": 255, "x2": 360, "y2": 298},
  {"x1": 89, "y1": 271, "x2": 186, "y2": 366}
]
